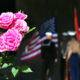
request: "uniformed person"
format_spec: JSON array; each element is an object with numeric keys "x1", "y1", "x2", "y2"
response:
[
  {"x1": 41, "y1": 32, "x2": 58, "y2": 80},
  {"x1": 66, "y1": 31, "x2": 80, "y2": 80},
  {"x1": 60, "y1": 32, "x2": 68, "y2": 80}
]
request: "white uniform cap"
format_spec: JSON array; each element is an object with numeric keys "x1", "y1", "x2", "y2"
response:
[
  {"x1": 62, "y1": 32, "x2": 68, "y2": 36},
  {"x1": 67, "y1": 31, "x2": 76, "y2": 36},
  {"x1": 45, "y1": 32, "x2": 53, "y2": 36}
]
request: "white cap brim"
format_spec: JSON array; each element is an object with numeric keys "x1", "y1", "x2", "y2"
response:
[
  {"x1": 62, "y1": 32, "x2": 68, "y2": 36},
  {"x1": 45, "y1": 32, "x2": 52, "y2": 36},
  {"x1": 68, "y1": 31, "x2": 76, "y2": 36}
]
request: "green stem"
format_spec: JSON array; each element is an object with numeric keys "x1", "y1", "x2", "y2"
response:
[
  {"x1": 28, "y1": 27, "x2": 36, "y2": 33},
  {"x1": 24, "y1": 27, "x2": 36, "y2": 35}
]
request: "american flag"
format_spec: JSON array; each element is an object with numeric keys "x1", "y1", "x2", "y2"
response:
[{"x1": 21, "y1": 17, "x2": 58, "y2": 62}]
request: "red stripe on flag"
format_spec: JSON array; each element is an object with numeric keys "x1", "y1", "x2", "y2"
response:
[
  {"x1": 52, "y1": 37, "x2": 58, "y2": 39},
  {"x1": 28, "y1": 37, "x2": 40, "y2": 46},
  {"x1": 28, "y1": 40, "x2": 44, "y2": 50},
  {"x1": 28, "y1": 34, "x2": 39, "y2": 45},
  {"x1": 54, "y1": 42, "x2": 58, "y2": 44}
]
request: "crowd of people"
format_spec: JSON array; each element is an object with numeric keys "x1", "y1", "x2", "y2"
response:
[
  {"x1": 41, "y1": 31, "x2": 80, "y2": 80},
  {"x1": 60, "y1": 31, "x2": 80, "y2": 80}
]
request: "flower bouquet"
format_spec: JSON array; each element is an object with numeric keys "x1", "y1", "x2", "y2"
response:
[{"x1": 0, "y1": 11, "x2": 36, "y2": 79}]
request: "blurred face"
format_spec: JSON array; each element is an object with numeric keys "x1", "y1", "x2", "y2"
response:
[
  {"x1": 69, "y1": 36, "x2": 74, "y2": 39},
  {"x1": 63, "y1": 36, "x2": 67, "y2": 40},
  {"x1": 46, "y1": 35, "x2": 52, "y2": 40}
]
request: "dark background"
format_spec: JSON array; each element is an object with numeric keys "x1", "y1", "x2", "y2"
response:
[
  {"x1": 0, "y1": 0, "x2": 80, "y2": 80},
  {"x1": 0, "y1": 0, "x2": 80, "y2": 31}
]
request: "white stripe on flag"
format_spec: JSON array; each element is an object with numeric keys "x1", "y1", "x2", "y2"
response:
[
  {"x1": 52, "y1": 33, "x2": 58, "y2": 37},
  {"x1": 29, "y1": 36, "x2": 46, "y2": 49},
  {"x1": 31, "y1": 45, "x2": 41, "y2": 51},
  {"x1": 25, "y1": 45, "x2": 41, "y2": 54},
  {"x1": 52, "y1": 39, "x2": 58, "y2": 42},
  {"x1": 21, "y1": 50, "x2": 41, "y2": 61}
]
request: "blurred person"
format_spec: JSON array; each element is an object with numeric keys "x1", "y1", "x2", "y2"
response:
[
  {"x1": 66, "y1": 31, "x2": 80, "y2": 80},
  {"x1": 60, "y1": 32, "x2": 68, "y2": 80},
  {"x1": 41, "y1": 32, "x2": 58, "y2": 80}
]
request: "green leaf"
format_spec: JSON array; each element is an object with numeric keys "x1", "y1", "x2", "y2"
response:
[
  {"x1": 5, "y1": 75, "x2": 14, "y2": 80},
  {"x1": 2, "y1": 63, "x2": 12, "y2": 69},
  {"x1": 0, "y1": 57, "x2": 3, "y2": 60},
  {"x1": 0, "y1": 57, "x2": 3, "y2": 62},
  {"x1": 11, "y1": 67, "x2": 19, "y2": 77},
  {"x1": 21, "y1": 66, "x2": 32, "y2": 73},
  {"x1": 1, "y1": 53, "x2": 5, "y2": 56}
]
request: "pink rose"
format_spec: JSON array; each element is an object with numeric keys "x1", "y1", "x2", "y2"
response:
[
  {"x1": 3, "y1": 29, "x2": 23, "y2": 51},
  {"x1": 10, "y1": 19, "x2": 29, "y2": 32},
  {"x1": 19, "y1": 32, "x2": 24, "y2": 38},
  {"x1": 0, "y1": 35, "x2": 7, "y2": 52},
  {"x1": 0, "y1": 12, "x2": 15, "y2": 29},
  {"x1": 14, "y1": 12, "x2": 28, "y2": 20}
]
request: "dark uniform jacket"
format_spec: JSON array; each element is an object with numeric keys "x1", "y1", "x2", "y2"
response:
[{"x1": 41, "y1": 39, "x2": 57, "y2": 61}]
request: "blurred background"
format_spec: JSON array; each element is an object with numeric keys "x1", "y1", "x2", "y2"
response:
[{"x1": 0, "y1": 0, "x2": 80, "y2": 80}]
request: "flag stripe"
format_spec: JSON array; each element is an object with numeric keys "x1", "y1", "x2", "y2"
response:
[
  {"x1": 22, "y1": 48, "x2": 41, "y2": 57},
  {"x1": 28, "y1": 36, "x2": 58, "y2": 51},
  {"x1": 29, "y1": 36, "x2": 58, "y2": 46},
  {"x1": 28, "y1": 32, "x2": 39, "y2": 45},
  {"x1": 29, "y1": 36, "x2": 40, "y2": 45},
  {"x1": 21, "y1": 31, "x2": 58, "y2": 61},
  {"x1": 21, "y1": 33, "x2": 58, "y2": 61},
  {"x1": 21, "y1": 50, "x2": 41, "y2": 61},
  {"x1": 21, "y1": 53, "x2": 41, "y2": 62},
  {"x1": 22, "y1": 37, "x2": 58, "y2": 57},
  {"x1": 21, "y1": 32, "x2": 58, "y2": 61}
]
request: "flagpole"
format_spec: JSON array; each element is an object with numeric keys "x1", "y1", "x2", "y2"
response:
[{"x1": 74, "y1": 8, "x2": 80, "y2": 41}]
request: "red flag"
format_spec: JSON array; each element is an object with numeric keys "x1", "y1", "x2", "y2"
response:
[{"x1": 74, "y1": 8, "x2": 80, "y2": 41}]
